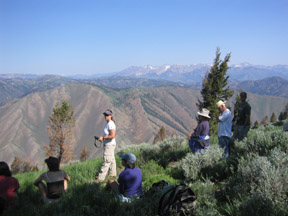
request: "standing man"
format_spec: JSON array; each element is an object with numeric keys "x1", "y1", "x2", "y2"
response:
[
  {"x1": 217, "y1": 100, "x2": 232, "y2": 157},
  {"x1": 233, "y1": 92, "x2": 251, "y2": 141}
]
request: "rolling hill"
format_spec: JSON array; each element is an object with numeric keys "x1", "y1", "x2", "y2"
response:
[
  {"x1": 0, "y1": 83, "x2": 287, "y2": 167},
  {"x1": 233, "y1": 76, "x2": 288, "y2": 97}
]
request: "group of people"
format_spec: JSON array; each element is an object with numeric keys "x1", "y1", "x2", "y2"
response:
[
  {"x1": 0, "y1": 94, "x2": 252, "y2": 211},
  {"x1": 0, "y1": 157, "x2": 72, "y2": 213},
  {"x1": 0, "y1": 95, "x2": 252, "y2": 211},
  {"x1": 189, "y1": 92, "x2": 251, "y2": 157},
  {"x1": 0, "y1": 109, "x2": 142, "y2": 214}
]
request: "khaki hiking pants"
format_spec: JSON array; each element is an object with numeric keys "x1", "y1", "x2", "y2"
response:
[{"x1": 97, "y1": 144, "x2": 116, "y2": 181}]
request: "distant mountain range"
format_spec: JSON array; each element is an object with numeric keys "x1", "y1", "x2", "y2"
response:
[
  {"x1": 2, "y1": 63, "x2": 288, "y2": 81},
  {"x1": 1, "y1": 68, "x2": 288, "y2": 107},
  {"x1": 115, "y1": 64, "x2": 288, "y2": 83},
  {"x1": 0, "y1": 83, "x2": 287, "y2": 166}
]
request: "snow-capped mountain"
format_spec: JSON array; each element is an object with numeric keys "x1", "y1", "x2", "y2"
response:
[{"x1": 116, "y1": 64, "x2": 288, "y2": 83}]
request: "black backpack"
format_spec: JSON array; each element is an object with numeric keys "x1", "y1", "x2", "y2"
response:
[
  {"x1": 158, "y1": 184, "x2": 197, "y2": 216},
  {"x1": 146, "y1": 180, "x2": 170, "y2": 195}
]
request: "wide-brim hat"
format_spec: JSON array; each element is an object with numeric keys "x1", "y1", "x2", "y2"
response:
[
  {"x1": 45, "y1": 156, "x2": 59, "y2": 165},
  {"x1": 216, "y1": 100, "x2": 226, "y2": 108},
  {"x1": 119, "y1": 153, "x2": 136, "y2": 164},
  {"x1": 197, "y1": 108, "x2": 211, "y2": 119}
]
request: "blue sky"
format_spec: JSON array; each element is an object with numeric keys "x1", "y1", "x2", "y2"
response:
[{"x1": 0, "y1": 0, "x2": 287, "y2": 75}]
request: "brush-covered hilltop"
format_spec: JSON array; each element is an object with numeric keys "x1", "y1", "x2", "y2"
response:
[
  {"x1": 4, "y1": 124, "x2": 288, "y2": 216},
  {"x1": 0, "y1": 83, "x2": 287, "y2": 166}
]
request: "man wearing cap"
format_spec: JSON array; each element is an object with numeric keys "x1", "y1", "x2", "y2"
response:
[
  {"x1": 107, "y1": 153, "x2": 143, "y2": 202},
  {"x1": 189, "y1": 108, "x2": 211, "y2": 153},
  {"x1": 96, "y1": 109, "x2": 117, "y2": 182},
  {"x1": 217, "y1": 100, "x2": 232, "y2": 157},
  {"x1": 233, "y1": 92, "x2": 251, "y2": 141}
]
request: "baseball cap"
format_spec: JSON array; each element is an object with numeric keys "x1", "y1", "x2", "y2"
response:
[{"x1": 119, "y1": 153, "x2": 136, "y2": 164}]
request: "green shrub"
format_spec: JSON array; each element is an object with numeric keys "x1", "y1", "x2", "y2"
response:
[
  {"x1": 180, "y1": 144, "x2": 225, "y2": 181},
  {"x1": 239, "y1": 193, "x2": 274, "y2": 216},
  {"x1": 232, "y1": 128, "x2": 288, "y2": 158},
  {"x1": 140, "y1": 160, "x2": 179, "y2": 190},
  {"x1": 188, "y1": 179, "x2": 221, "y2": 216},
  {"x1": 120, "y1": 136, "x2": 189, "y2": 168},
  {"x1": 225, "y1": 148, "x2": 288, "y2": 215}
]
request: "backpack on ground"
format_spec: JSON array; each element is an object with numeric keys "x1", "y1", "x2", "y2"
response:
[
  {"x1": 158, "y1": 184, "x2": 197, "y2": 216},
  {"x1": 146, "y1": 180, "x2": 170, "y2": 195}
]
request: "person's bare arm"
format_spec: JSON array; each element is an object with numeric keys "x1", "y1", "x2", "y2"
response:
[{"x1": 99, "y1": 129, "x2": 115, "y2": 142}]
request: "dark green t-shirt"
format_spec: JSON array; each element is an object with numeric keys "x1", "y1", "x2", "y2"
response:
[{"x1": 236, "y1": 102, "x2": 251, "y2": 125}]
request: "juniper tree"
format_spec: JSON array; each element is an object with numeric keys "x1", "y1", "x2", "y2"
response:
[
  {"x1": 10, "y1": 156, "x2": 37, "y2": 174},
  {"x1": 80, "y1": 146, "x2": 89, "y2": 162},
  {"x1": 270, "y1": 112, "x2": 277, "y2": 123},
  {"x1": 253, "y1": 120, "x2": 259, "y2": 128},
  {"x1": 279, "y1": 103, "x2": 288, "y2": 120},
  {"x1": 197, "y1": 48, "x2": 234, "y2": 134},
  {"x1": 261, "y1": 115, "x2": 269, "y2": 125},
  {"x1": 45, "y1": 100, "x2": 76, "y2": 163},
  {"x1": 153, "y1": 126, "x2": 168, "y2": 144}
]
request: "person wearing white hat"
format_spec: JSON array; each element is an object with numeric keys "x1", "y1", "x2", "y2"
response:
[
  {"x1": 189, "y1": 108, "x2": 211, "y2": 153},
  {"x1": 217, "y1": 100, "x2": 232, "y2": 157}
]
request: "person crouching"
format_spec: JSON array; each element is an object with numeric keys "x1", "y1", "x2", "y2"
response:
[{"x1": 189, "y1": 108, "x2": 211, "y2": 153}]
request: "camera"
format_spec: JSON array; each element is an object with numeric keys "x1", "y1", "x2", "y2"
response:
[{"x1": 94, "y1": 136, "x2": 100, "y2": 140}]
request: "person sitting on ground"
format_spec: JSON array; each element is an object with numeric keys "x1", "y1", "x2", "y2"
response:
[
  {"x1": 106, "y1": 153, "x2": 143, "y2": 202},
  {"x1": 0, "y1": 161, "x2": 20, "y2": 212},
  {"x1": 34, "y1": 156, "x2": 70, "y2": 204},
  {"x1": 189, "y1": 108, "x2": 211, "y2": 153}
]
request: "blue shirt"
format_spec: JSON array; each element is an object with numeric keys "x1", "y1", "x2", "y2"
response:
[
  {"x1": 194, "y1": 120, "x2": 209, "y2": 137},
  {"x1": 118, "y1": 167, "x2": 143, "y2": 198},
  {"x1": 218, "y1": 109, "x2": 232, "y2": 138}
]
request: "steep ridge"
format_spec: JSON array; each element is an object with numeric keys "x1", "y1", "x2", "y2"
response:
[
  {"x1": 0, "y1": 83, "x2": 287, "y2": 166},
  {"x1": 0, "y1": 84, "x2": 200, "y2": 166},
  {"x1": 0, "y1": 75, "x2": 79, "y2": 106},
  {"x1": 234, "y1": 77, "x2": 288, "y2": 97}
]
